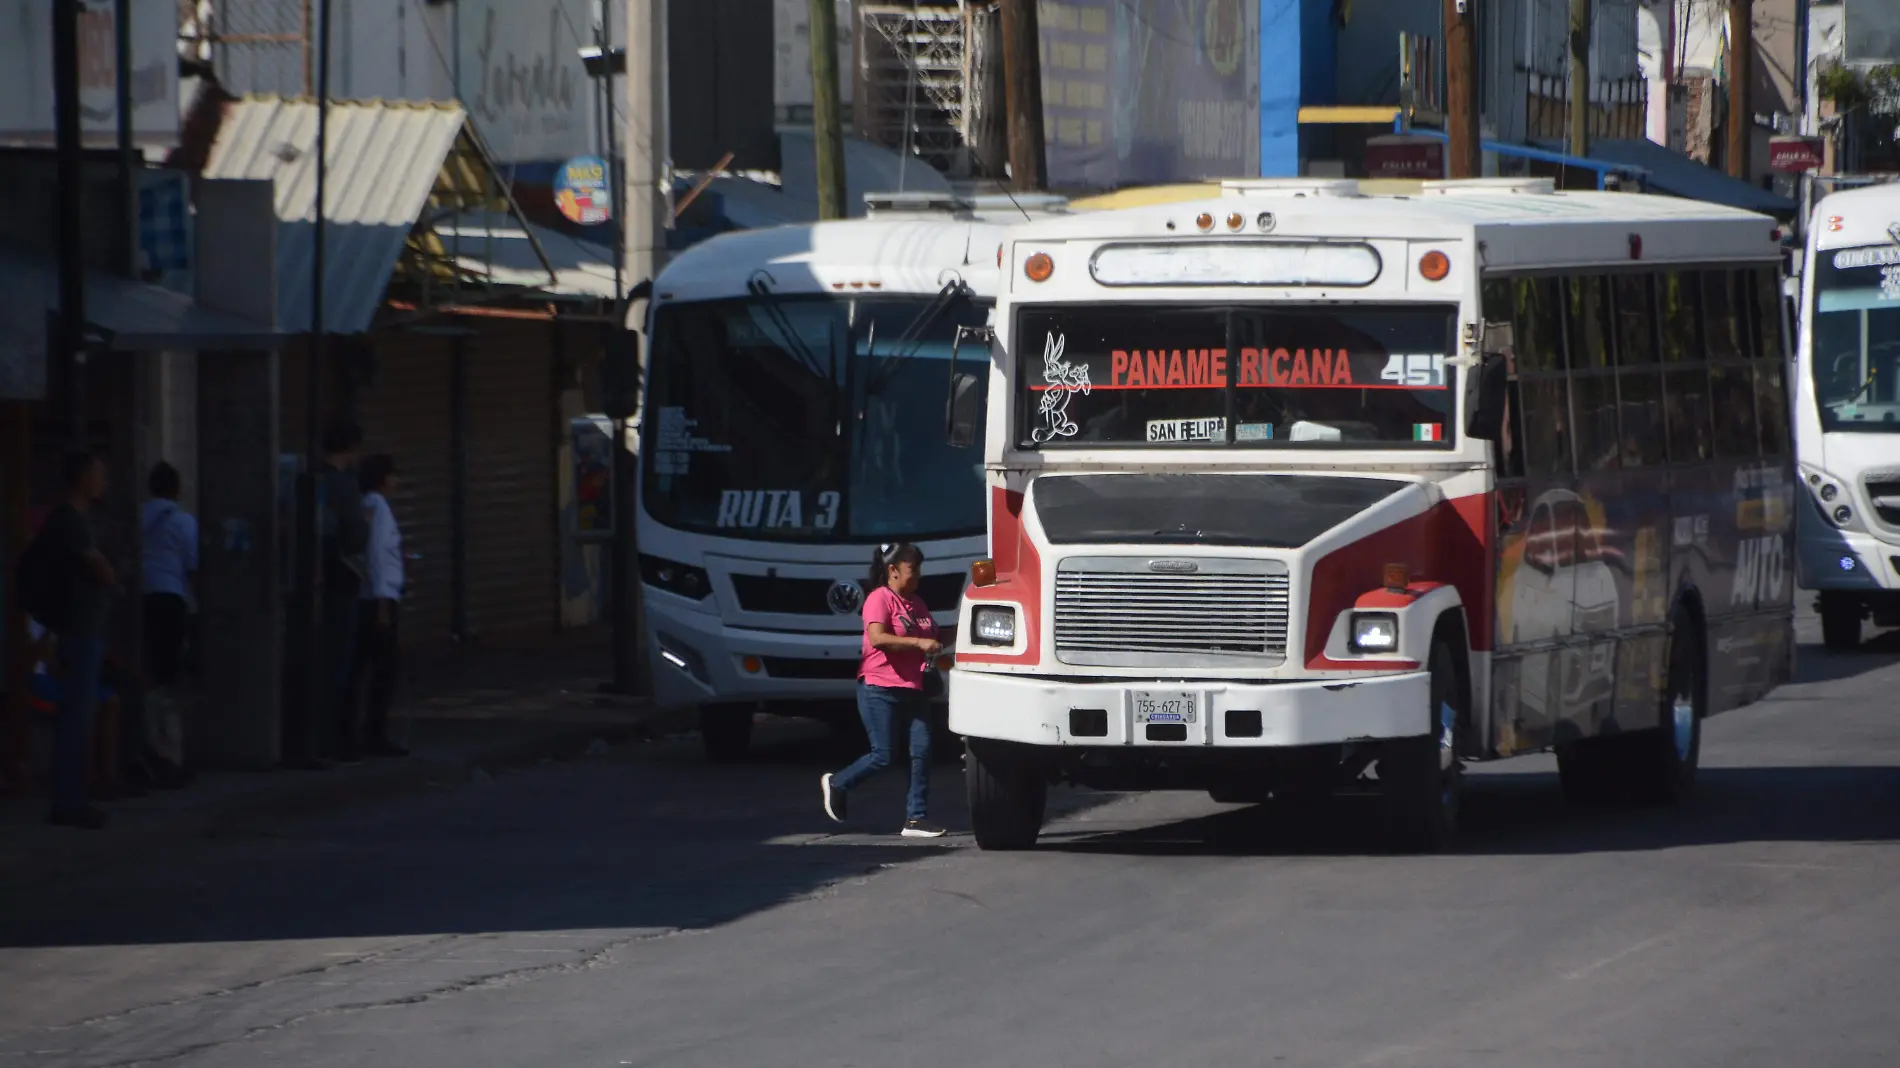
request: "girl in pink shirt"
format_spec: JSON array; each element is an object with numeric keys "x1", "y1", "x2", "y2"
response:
[{"x1": 821, "y1": 542, "x2": 945, "y2": 837}]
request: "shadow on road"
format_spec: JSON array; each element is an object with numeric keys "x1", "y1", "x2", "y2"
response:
[
  {"x1": 0, "y1": 728, "x2": 960, "y2": 951},
  {"x1": 1039, "y1": 764, "x2": 1900, "y2": 859},
  {"x1": 1791, "y1": 633, "x2": 1900, "y2": 686}
]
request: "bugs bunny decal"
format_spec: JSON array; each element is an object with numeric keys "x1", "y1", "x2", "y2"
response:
[{"x1": 1032, "y1": 332, "x2": 1091, "y2": 443}]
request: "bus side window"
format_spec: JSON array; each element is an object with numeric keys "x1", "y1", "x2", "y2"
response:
[
  {"x1": 1612, "y1": 273, "x2": 1657, "y2": 366},
  {"x1": 1710, "y1": 365, "x2": 1760, "y2": 459},
  {"x1": 1513, "y1": 277, "x2": 1566, "y2": 373},
  {"x1": 1756, "y1": 363, "x2": 1791, "y2": 457},
  {"x1": 1572, "y1": 371, "x2": 1620, "y2": 471},
  {"x1": 1665, "y1": 368, "x2": 1714, "y2": 463},
  {"x1": 1659, "y1": 271, "x2": 1701, "y2": 363},
  {"x1": 1613, "y1": 273, "x2": 1664, "y2": 468},
  {"x1": 1566, "y1": 275, "x2": 1614, "y2": 369},
  {"x1": 1750, "y1": 268, "x2": 1784, "y2": 361},
  {"x1": 1518, "y1": 378, "x2": 1573, "y2": 478},
  {"x1": 1702, "y1": 270, "x2": 1747, "y2": 362}
]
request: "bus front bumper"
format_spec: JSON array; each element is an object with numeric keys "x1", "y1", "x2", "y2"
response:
[
  {"x1": 647, "y1": 602, "x2": 862, "y2": 709},
  {"x1": 1797, "y1": 528, "x2": 1900, "y2": 592},
  {"x1": 948, "y1": 669, "x2": 1431, "y2": 747}
]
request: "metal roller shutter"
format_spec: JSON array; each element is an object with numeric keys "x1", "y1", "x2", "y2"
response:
[
  {"x1": 462, "y1": 319, "x2": 558, "y2": 638},
  {"x1": 357, "y1": 334, "x2": 455, "y2": 645}
]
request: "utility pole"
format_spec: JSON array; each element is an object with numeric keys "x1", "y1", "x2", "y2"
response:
[
  {"x1": 611, "y1": 0, "x2": 668, "y2": 695},
  {"x1": 1568, "y1": 0, "x2": 1591, "y2": 160},
  {"x1": 1727, "y1": 0, "x2": 1752, "y2": 179},
  {"x1": 53, "y1": 0, "x2": 86, "y2": 447},
  {"x1": 1444, "y1": 0, "x2": 1480, "y2": 179},
  {"x1": 999, "y1": 0, "x2": 1046, "y2": 191},
  {"x1": 808, "y1": 0, "x2": 847, "y2": 219}
]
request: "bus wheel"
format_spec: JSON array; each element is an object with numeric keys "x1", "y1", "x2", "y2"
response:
[
  {"x1": 699, "y1": 706, "x2": 755, "y2": 762},
  {"x1": 1632, "y1": 610, "x2": 1704, "y2": 805},
  {"x1": 1380, "y1": 637, "x2": 1463, "y2": 854},
  {"x1": 1820, "y1": 592, "x2": 1863, "y2": 651},
  {"x1": 965, "y1": 739, "x2": 1046, "y2": 850}
]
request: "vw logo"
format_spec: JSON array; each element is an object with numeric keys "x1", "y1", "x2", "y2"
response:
[
  {"x1": 826, "y1": 580, "x2": 864, "y2": 615},
  {"x1": 1148, "y1": 559, "x2": 1199, "y2": 573}
]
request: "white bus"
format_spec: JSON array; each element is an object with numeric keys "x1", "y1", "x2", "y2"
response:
[
  {"x1": 638, "y1": 193, "x2": 1069, "y2": 758},
  {"x1": 946, "y1": 178, "x2": 1796, "y2": 851},
  {"x1": 1792, "y1": 180, "x2": 1900, "y2": 649}
]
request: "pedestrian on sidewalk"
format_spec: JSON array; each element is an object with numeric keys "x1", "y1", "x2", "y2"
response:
[
  {"x1": 821, "y1": 542, "x2": 946, "y2": 838},
  {"x1": 21, "y1": 452, "x2": 119, "y2": 829},
  {"x1": 348, "y1": 453, "x2": 408, "y2": 758},
  {"x1": 139, "y1": 461, "x2": 197, "y2": 777},
  {"x1": 319, "y1": 418, "x2": 370, "y2": 765}
]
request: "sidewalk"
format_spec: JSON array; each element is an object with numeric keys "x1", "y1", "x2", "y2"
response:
[{"x1": 1, "y1": 627, "x2": 692, "y2": 891}]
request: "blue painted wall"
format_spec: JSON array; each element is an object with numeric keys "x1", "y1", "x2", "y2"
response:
[{"x1": 1259, "y1": 0, "x2": 1341, "y2": 177}]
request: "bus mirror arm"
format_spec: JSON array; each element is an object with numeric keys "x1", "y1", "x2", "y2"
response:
[
  {"x1": 1465, "y1": 350, "x2": 1510, "y2": 442},
  {"x1": 946, "y1": 325, "x2": 992, "y2": 448}
]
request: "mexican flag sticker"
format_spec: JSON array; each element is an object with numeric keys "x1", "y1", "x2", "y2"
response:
[{"x1": 1413, "y1": 423, "x2": 1445, "y2": 442}]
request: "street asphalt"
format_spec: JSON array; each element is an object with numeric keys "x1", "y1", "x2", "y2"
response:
[{"x1": 2, "y1": 611, "x2": 1897, "y2": 1068}]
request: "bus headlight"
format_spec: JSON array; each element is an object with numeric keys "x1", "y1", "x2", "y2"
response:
[
  {"x1": 971, "y1": 605, "x2": 1017, "y2": 646},
  {"x1": 1348, "y1": 612, "x2": 1399, "y2": 653},
  {"x1": 640, "y1": 554, "x2": 711, "y2": 600},
  {"x1": 1800, "y1": 464, "x2": 1864, "y2": 532}
]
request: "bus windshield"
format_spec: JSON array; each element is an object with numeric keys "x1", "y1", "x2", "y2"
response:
[
  {"x1": 1014, "y1": 303, "x2": 1458, "y2": 448},
  {"x1": 1811, "y1": 243, "x2": 1900, "y2": 432},
  {"x1": 643, "y1": 293, "x2": 991, "y2": 541}
]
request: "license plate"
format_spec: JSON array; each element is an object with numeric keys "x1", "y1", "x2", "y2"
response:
[{"x1": 1132, "y1": 690, "x2": 1198, "y2": 724}]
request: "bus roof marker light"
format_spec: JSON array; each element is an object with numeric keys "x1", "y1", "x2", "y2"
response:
[
  {"x1": 1024, "y1": 252, "x2": 1054, "y2": 283},
  {"x1": 970, "y1": 559, "x2": 997, "y2": 587},
  {"x1": 1256, "y1": 211, "x2": 1276, "y2": 233},
  {"x1": 1195, "y1": 212, "x2": 1215, "y2": 232},
  {"x1": 1828, "y1": 216, "x2": 1844, "y2": 232},
  {"x1": 1418, "y1": 250, "x2": 1450, "y2": 281},
  {"x1": 1226, "y1": 212, "x2": 1244, "y2": 232},
  {"x1": 1628, "y1": 233, "x2": 1643, "y2": 260}
]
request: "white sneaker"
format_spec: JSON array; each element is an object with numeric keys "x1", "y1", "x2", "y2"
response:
[
  {"x1": 820, "y1": 773, "x2": 847, "y2": 823},
  {"x1": 901, "y1": 819, "x2": 946, "y2": 838}
]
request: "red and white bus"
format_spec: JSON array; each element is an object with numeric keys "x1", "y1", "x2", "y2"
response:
[{"x1": 943, "y1": 177, "x2": 1796, "y2": 851}]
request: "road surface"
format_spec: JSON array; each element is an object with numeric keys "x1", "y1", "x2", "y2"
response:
[{"x1": 2, "y1": 618, "x2": 1897, "y2": 1067}]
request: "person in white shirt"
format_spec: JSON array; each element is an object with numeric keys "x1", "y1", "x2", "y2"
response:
[
  {"x1": 140, "y1": 462, "x2": 197, "y2": 688},
  {"x1": 349, "y1": 454, "x2": 407, "y2": 757}
]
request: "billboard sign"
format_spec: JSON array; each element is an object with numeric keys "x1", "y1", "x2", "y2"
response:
[
  {"x1": 1768, "y1": 136, "x2": 1825, "y2": 173},
  {"x1": 1040, "y1": 0, "x2": 1258, "y2": 189},
  {"x1": 458, "y1": 0, "x2": 595, "y2": 164},
  {"x1": 1366, "y1": 136, "x2": 1445, "y2": 179},
  {"x1": 0, "y1": 0, "x2": 179, "y2": 147}
]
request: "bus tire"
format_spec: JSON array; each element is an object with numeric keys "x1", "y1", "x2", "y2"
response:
[
  {"x1": 1632, "y1": 608, "x2": 1704, "y2": 805},
  {"x1": 699, "y1": 706, "x2": 754, "y2": 762},
  {"x1": 1380, "y1": 636, "x2": 1463, "y2": 854},
  {"x1": 965, "y1": 738, "x2": 1046, "y2": 851},
  {"x1": 1820, "y1": 592, "x2": 1863, "y2": 651}
]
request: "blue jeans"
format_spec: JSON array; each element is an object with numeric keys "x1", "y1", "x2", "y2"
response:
[
  {"x1": 52, "y1": 630, "x2": 109, "y2": 813},
  {"x1": 835, "y1": 683, "x2": 931, "y2": 821}
]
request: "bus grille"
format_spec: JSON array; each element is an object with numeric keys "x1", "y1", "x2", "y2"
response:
[
  {"x1": 1865, "y1": 471, "x2": 1900, "y2": 531},
  {"x1": 1054, "y1": 567, "x2": 1290, "y2": 663}
]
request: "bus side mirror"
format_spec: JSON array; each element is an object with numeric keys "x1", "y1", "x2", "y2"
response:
[
  {"x1": 945, "y1": 324, "x2": 991, "y2": 448},
  {"x1": 1465, "y1": 351, "x2": 1510, "y2": 441},
  {"x1": 946, "y1": 372, "x2": 982, "y2": 449}
]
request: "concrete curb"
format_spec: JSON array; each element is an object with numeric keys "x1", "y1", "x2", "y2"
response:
[{"x1": 3, "y1": 704, "x2": 699, "y2": 892}]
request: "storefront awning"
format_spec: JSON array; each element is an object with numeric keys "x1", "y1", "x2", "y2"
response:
[
  {"x1": 0, "y1": 252, "x2": 282, "y2": 352},
  {"x1": 1532, "y1": 138, "x2": 1797, "y2": 216}
]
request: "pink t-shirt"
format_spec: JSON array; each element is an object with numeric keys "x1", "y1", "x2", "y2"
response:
[{"x1": 859, "y1": 585, "x2": 938, "y2": 690}]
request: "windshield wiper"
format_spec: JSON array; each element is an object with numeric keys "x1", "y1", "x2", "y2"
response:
[
  {"x1": 862, "y1": 279, "x2": 972, "y2": 396},
  {"x1": 747, "y1": 271, "x2": 833, "y2": 382}
]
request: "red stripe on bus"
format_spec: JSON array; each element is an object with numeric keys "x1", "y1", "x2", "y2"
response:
[
  {"x1": 957, "y1": 487, "x2": 1043, "y2": 667},
  {"x1": 1305, "y1": 492, "x2": 1494, "y2": 668},
  {"x1": 1026, "y1": 383, "x2": 1449, "y2": 392}
]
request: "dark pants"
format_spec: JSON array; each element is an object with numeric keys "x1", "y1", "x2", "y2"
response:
[
  {"x1": 835, "y1": 683, "x2": 932, "y2": 821},
  {"x1": 52, "y1": 629, "x2": 108, "y2": 813},
  {"x1": 320, "y1": 586, "x2": 362, "y2": 758},
  {"x1": 348, "y1": 600, "x2": 399, "y2": 748},
  {"x1": 143, "y1": 592, "x2": 189, "y2": 687}
]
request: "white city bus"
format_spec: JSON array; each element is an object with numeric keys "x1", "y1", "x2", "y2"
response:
[
  {"x1": 1792, "y1": 180, "x2": 1900, "y2": 648},
  {"x1": 638, "y1": 193, "x2": 1068, "y2": 758},
  {"x1": 946, "y1": 178, "x2": 1795, "y2": 851}
]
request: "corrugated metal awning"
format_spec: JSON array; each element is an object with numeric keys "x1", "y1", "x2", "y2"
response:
[
  {"x1": 0, "y1": 251, "x2": 281, "y2": 352},
  {"x1": 202, "y1": 97, "x2": 472, "y2": 335}
]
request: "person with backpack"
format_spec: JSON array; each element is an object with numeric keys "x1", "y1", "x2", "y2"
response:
[{"x1": 21, "y1": 452, "x2": 120, "y2": 829}]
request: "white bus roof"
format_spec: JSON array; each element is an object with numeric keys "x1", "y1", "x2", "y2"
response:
[
  {"x1": 1004, "y1": 178, "x2": 1783, "y2": 272},
  {"x1": 654, "y1": 193, "x2": 1070, "y2": 304},
  {"x1": 1810, "y1": 182, "x2": 1900, "y2": 252}
]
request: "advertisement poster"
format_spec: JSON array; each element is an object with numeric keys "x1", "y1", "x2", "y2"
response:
[
  {"x1": 555, "y1": 156, "x2": 611, "y2": 225},
  {"x1": 1039, "y1": 0, "x2": 1258, "y2": 189},
  {"x1": 570, "y1": 415, "x2": 615, "y2": 540}
]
